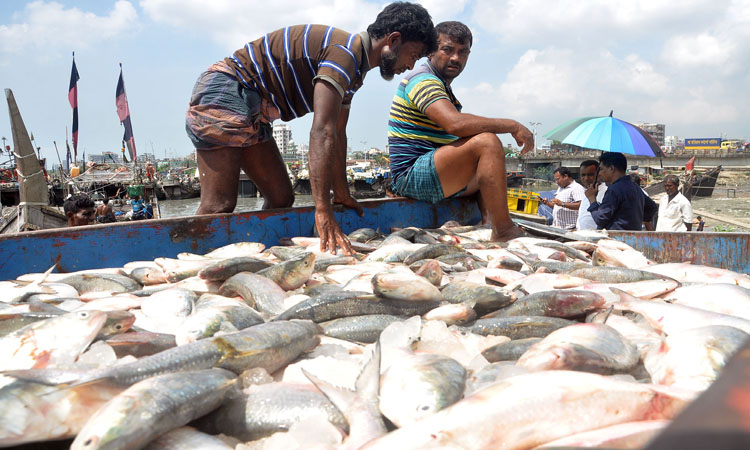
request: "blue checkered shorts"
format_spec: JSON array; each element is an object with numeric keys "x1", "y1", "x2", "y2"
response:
[{"x1": 391, "y1": 151, "x2": 466, "y2": 204}]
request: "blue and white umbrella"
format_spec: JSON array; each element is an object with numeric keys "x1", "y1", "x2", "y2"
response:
[{"x1": 545, "y1": 111, "x2": 664, "y2": 157}]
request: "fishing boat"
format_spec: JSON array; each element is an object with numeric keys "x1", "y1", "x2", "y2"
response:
[
  {"x1": 1, "y1": 89, "x2": 68, "y2": 234},
  {"x1": 0, "y1": 196, "x2": 747, "y2": 280}
]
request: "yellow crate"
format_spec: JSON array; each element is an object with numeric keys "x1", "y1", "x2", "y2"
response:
[{"x1": 507, "y1": 188, "x2": 540, "y2": 214}]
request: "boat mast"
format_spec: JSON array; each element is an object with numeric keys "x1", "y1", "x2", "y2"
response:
[{"x1": 5, "y1": 89, "x2": 49, "y2": 232}]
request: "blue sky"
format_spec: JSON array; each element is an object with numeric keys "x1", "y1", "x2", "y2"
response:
[{"x1": 1, "y1": 0, "x2": 748, "y2": 165}]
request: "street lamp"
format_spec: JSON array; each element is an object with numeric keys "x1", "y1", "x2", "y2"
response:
[{"x1": 528, "y1": 122, "x2": 541, "y2": 156}]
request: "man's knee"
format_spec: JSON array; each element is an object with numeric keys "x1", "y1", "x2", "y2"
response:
[
  {"x1": 198, "y1": 197, "x2": 237, "y2": 214},
  {"x1": 469, "y1": 132, "x2": 504, "y2": 154},
  {"x1": 268, "y1": 190, "x2": 295, "y2": 208},
  {"x1": 261, "y1": 185, "x2": 294, "y2": 209}
]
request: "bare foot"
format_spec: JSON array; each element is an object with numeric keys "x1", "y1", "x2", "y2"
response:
[{"x1": 491, "y1": 225, "x2": 525, "y2": 242}]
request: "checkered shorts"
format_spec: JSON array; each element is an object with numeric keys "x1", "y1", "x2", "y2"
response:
[
  {"x1": 185, "y1": 61, "x2": 279, "y2": 150},
  {"x1": 390, "y1": 151, "x2": 466, "y2": 204}
]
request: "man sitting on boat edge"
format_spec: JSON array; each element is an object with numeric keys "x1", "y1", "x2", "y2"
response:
[{"x1": 386, "y1": 21, "x2": 534, "y2": 241}]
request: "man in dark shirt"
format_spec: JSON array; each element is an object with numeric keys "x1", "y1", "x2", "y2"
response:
[{"x1": 585, "y1": 152, "x2": 657, "y2": 231}]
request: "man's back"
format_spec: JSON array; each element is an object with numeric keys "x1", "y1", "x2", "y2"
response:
[
  {"x1": 387, "y1": 61, "x2": 461, "y2": 180},
  {"x1": 226, "y1": 25, "x2": 370, "y2": 121},
  {"x1": 590, "y1": 175, "x2": 657, "y2": 230}
]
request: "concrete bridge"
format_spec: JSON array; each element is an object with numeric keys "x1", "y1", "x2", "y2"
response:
[{"x1": 506, "y1": 151, "x2": 750, "y2": 173}]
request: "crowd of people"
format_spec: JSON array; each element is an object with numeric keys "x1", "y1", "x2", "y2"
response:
[{"x1": 536, "y1": 152, "x2": 700, "y2": 233}]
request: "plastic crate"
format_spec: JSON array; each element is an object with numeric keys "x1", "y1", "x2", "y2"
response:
[
  {"x1": 507, "y1": 188, "x2": 540, "y2": 214},
  {"x1": 127, "y1": 185, "x2": 144, "y2": 197}
]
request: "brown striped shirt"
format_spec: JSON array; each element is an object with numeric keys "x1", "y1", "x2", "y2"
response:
[{"x1": 225, "y1": 25, "x2": 371, "y2": 121}]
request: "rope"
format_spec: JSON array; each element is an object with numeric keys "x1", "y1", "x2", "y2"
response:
[
  {"x1": 12, "y1": 152, "x2": 39, "y2": 159},
  {"x1": 15, "y1": 168, "x2": 44, "y2": 179},
  {"x1": 18, "y1": 201, "x2": 49, "y2": 206}
]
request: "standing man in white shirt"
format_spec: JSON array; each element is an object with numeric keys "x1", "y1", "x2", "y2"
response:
[
  {"x1": 576, "y1": 159, "x2": 607, "y2": 231},
  {"x1": 539, "y1": 167, "x2": 586, "y2": 230},
  {"x1": 656, "y1": 174, "x2": 693, "y2": 231}
]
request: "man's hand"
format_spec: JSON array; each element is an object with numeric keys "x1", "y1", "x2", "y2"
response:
[
  {"x1": 333, "y1": 193, "x2": 364, "y2": 217},
  {"x1": 513, "y1": 122, "x2": 535, "y2": 154},
  {"x1": 585, "y1": 183, "x2": 599, "y2": 203},
  {"x1": 315, "y1": 209, "x2": 355, "y2": 255}
]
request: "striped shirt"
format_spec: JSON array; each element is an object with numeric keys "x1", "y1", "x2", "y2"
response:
[
  {"x1": 226, "y1": 25, "x2": 371, "y2": 121},
  {"x1": 552, "y1": 180, "x2": 586, "y2": 230},
  {"x1": 388, "y1": 62, "x2": 462, "y2": 180}
]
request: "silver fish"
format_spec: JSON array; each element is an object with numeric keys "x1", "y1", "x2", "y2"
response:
[{"x1": 70, "y1": 368, "x2": 237, "y2": 450}]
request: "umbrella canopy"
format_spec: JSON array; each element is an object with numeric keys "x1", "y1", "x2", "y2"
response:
[{"x1": 545, "y1": 112, "x2": 664, "y2": 157}]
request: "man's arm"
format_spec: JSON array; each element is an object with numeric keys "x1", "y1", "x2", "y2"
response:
[
  {"x1": 424, "y1": 99, "x2": 534, "y2": 153},
  {"x1": 588, "y1": 189, "x2": 616, "y2": 229},
  {"x1": 309, "y1": 80, "x2": 354, "y2": 255},
  {"x1": 331, "y1": 107, "x2": 363, "y2": 216},
  {"x1": 683, "y1": 203, "x2": 693, "y2": 231},
  {"x1": 643, "y1": 193, "x2": 658, "y2": 224}
]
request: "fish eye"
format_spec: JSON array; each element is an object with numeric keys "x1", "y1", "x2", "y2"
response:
[
  {"x1": 115, "y1": 324, "x2": 123, "y2": 330},
  {"x1": 78, "y1": 311, "x2": 90, "y2": 319}
]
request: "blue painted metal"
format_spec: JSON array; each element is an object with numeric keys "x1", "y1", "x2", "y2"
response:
[
  {"x1": 0, "y1": 197, "x2": 481, "y2": 279},
  {"x1": 2, "y1": 196, "x2": 747, "y2": 279},
  {"x1": 608, "y1": 231, "x2": 750, "y2": 274}
]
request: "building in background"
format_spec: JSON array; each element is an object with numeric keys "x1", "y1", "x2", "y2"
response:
[
  {"x1": 637, "y1": 123, "x2": 665, "y2": 148},
  {"x1": 137, "y1": 153, "x2": 156, "y2": 163},
  {"x1": 664, "y1": 136, "x2": 683, "y2": 153},
  {"x1": 88, "y1": 151, "x2": 121, "y2": 164},
  {"x1": 295, "y1": 143, "x2": 309, "y2": 164},
  {"x1": 273, "y1": 123, "x2": 298, "y2": 162}
]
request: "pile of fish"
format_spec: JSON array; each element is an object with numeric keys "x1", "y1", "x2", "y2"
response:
[{"x1": 1, "y1": 222, "x2": 749, "y2": 450}]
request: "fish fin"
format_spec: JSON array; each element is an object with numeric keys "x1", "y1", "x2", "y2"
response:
[
  {"x1": 302, "y1": 368, "x2": 358, "y2": 415},
  {"x1": 35, "y1": 257, "x2": 60, "y2": 286},
  {"x1": 354, "y1": 340, "x2": 381, "y2": 403},
  {"x1": 1, "y1": 368, "x2": 86, "y2": 386},
  {"x1": 303, "y1": 341, "x2": 382, "y2": 414},
  {"x1": 609, "y1": 287, "x2": 641, "y2": 307}
]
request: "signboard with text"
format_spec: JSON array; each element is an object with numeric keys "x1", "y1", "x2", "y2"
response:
[{"x1": 684, "y1": 138, "x2": 721, "y2": 150}]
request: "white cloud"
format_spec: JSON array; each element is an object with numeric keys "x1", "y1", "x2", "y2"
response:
[
  {"x1": 140, "y1": 0, "x2": 383, "y2": 50},
  {"x1": 471, "y1": 0, "x2": 719, "y2": 44},
  {"x1": 419, "y1": 0, "x2": 471, "y2": 22},
  {"x1": 662, "y1": 34, "x2": 734, "y2": 68},
  {"x1": 456, "y1": 47, "x2": 670, "y2": 120},
  {"x1": 0, "y1": 1, "x2": 139, "y2": 56}
]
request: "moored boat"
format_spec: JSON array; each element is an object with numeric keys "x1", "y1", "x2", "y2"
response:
[{"x1": 0, "y1": 196, "x2": 746, "y2": 279}]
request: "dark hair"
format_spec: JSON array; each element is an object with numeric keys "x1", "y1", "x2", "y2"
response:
[
  {"x1": 580, "y1": 159, "x2": 599, "y2": 170},
  {"x1": 697, "y1": 215, "x2": 702, "y2": 219},
  {"x1": 103, "y1": 197, "x2": 109, "y2": 205},
  {"x1": 554, "y1": 167, "x2": 572, "y2": 178},
  {"x1": 367, "y1": 2, "x2": 437, "y2": 54},
  {"x1": 664, "y1": 174, "x2": 680, "y2": 186},
  {"x1": 64, "y1": 194, "x2": 95, "y2": 215},
  {"x1": 435, "y1": 21, "x2": 472, "y2": 47},
  {"x1": 599, "y1": 152, "x2": 627, "y2": 172}
]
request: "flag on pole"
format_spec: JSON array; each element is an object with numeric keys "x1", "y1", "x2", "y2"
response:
[
  {"x1": 116, "y1": 64, "x2": 137, "y2": 161},
  {"x1": 685, "y1": 156, "x2": 695, "y2": 172},
  {"x1": 68, "y1": 52, "x2": 80, "y2": 162},
  {"x1": 65, "y1": 139, "x2": 72, "y2": 172}
]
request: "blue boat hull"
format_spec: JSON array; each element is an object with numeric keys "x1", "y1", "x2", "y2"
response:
[
  {"x1": 0, "y1": 198, "x2": 481, "y2": 279},
  {"x1": 0, "y1": 197, "x2": 747, "y2": 279}
]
